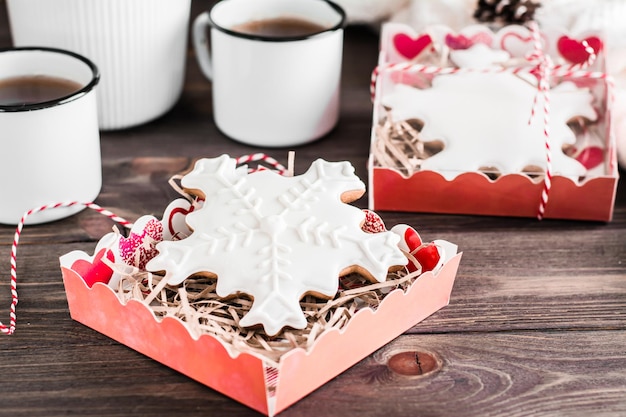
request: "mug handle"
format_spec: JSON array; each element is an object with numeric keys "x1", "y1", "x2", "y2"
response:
[{"x1": 192, "y1": 11, "x2": 213, "y2": 80}]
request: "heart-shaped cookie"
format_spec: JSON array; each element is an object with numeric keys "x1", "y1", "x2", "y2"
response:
[
  {"x1": 499, "y1": 30, "x2": 535, "y2": 58},
  {"x1": 413, "y1": 243, "x2": 441, "y2": 273},
  {"x1": 393, "y1": 33, "x2": 433, "y2": 60},
  {"x1": 391, "y1": 224, "x2": 442, "y2": 273},
  {"x1": 557, "y1": 36, "x2": 602, "y2": 65},
  {"x1": 71, "y1": 248, "x2": 115, "y2": 287},
  {"x1": 119, "y1": 215, "x2": 163, "y2": 269},
  {"x1": 162, "y1": 198, "x2": 202, "y2": 240}
]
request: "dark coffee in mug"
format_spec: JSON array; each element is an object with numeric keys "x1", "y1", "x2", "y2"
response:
[
  {"x1": 0, "y1": 75, "x2": 82, "y2": 106},
  {"x1": 231, "y1": 16, "x2": 328, "y2": 37}
]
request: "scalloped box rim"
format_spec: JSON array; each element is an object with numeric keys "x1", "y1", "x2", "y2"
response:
[
  {"x1": 369, "y1": 22, "x2": 619, "y2": 222},
  {"x1": 60, "y1": 247, "x2": 461, "y2": 417},
  {"x1": 368, "y1": 167, "x2": 618, "y2": 221}
]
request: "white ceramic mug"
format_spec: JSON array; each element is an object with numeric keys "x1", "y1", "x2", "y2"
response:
[
  {"x1": 0, "y1": 47, "x2": 101, "y2": 225},
  {"x1": 192, "y1": 0, "x2": 346, "y2": 147},
  {"x1": 6, "y1": 0, "x2": 191, "y2": 130}
]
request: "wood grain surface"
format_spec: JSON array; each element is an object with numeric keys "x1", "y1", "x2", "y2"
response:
[{"x1": 1, "y1": 1, "x2": 625, "y2": 416}]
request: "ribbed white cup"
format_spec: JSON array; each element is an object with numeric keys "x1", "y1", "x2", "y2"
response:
[{"x1": 7, "y1": 0, "x2": 191, "y2": 130}]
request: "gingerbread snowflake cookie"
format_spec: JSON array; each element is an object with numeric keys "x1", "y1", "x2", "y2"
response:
[{"x1": 146, "y1": 155, "x2": 407, "y2": 336}]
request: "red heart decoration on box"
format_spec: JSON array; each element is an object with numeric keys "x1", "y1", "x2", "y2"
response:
[
  {"x1": 445, "y1": 32, "x2": 492, "y2": 50},
  {"x1": 119, "y1": 216, "x2": 163, "y2": 269},
  {"x1": 557, "y1": 36, "x2": 603, "y2": 65},
  {"x1": 71, "y1": 248, "x2": 115, "y2": 287},
  {"x1": 393, "y1": 33, "x2": 433, "y2": 59}
]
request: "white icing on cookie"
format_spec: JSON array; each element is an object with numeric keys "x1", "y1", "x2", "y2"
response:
[
  {"x1": 382, "y1": 71, "x2": 596, "y2": 180},
  {"x1": 146, "y1": 155, "x2": 407, "y2": 336},
  {"x1": 449, "y1": 43, "x2": 510, "y2": 69}
]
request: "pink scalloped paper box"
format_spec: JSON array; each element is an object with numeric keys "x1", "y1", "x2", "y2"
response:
[
  {"x1": 60, "y1": 241, "x2": 461, "y2": 416},
  {"x1": 369, "y1": 22, "x2": 619, "y2": 221}
]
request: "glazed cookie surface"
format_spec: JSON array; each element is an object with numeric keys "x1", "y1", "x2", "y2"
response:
[{"x1": 146, "y1": 155, "x2": 407, "y2": 336}]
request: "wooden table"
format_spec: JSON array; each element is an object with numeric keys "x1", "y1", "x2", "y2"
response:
[{"x1": 1, "y1": 1, "x2": 625, "y2": 415}]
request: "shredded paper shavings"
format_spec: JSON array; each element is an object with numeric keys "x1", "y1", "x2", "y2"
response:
[{"x1": 110, "y1": 261, "x2": 421, "y2": 365}]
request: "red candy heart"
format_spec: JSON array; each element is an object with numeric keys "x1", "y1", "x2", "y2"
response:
[
  {"x1": 400, "y1": 224, "x2": 423, "y2": 250},
  {"x1": 557, "y1": 36, "x2": 603, "y2": 65},
  {"x1": 393, "y1": 33, "x2": 433, "y2": 60},
  {"x1": 414, "y1": 243, "x2": 441, "y2": 273},
  {"x1": 71, "y1": 248, "x2": 115, "y2": 287},
  {"x1": 392, "y1": 225, "x2": 442, "y2": 273}
]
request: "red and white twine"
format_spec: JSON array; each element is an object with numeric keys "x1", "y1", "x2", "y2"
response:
[
  {"x1": 371, "y1": 22, "x2": 612, "y2": 219},
  {"x1": 236, "y1": 152, "x2": 294, "y2": 176},
  {"x1": 0, "y1": 202, "x2": 132, "y2": 335},
  {"x1": 524, "y1": 21, "x2": 554, "y2": 219}
]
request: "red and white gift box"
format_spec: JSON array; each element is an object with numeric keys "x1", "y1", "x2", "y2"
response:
[
  {"x1": 368, "y1": 22, "x2": 619, "y2": 221},
  {"x1": 51, "y1": 155, "x2": 463, "y2": 417},
  {"x1": 59, "y1": 231, "x2": 461, "y2": 416}
]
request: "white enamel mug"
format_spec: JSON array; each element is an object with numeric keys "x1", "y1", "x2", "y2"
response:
[
  {"x1": 192, "y1": 0, "x2": 346, "y2": 147},
  {"x1": 0, "y1": 47, "x2": 101, "y2": 225},
  {"x1": 6, "y1": 0, "x2": 191, "y2": 130}
]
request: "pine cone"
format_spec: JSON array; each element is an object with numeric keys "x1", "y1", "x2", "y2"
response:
[{"x1": 474, "y1": 0, "x2": 541, "y2": 25}]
